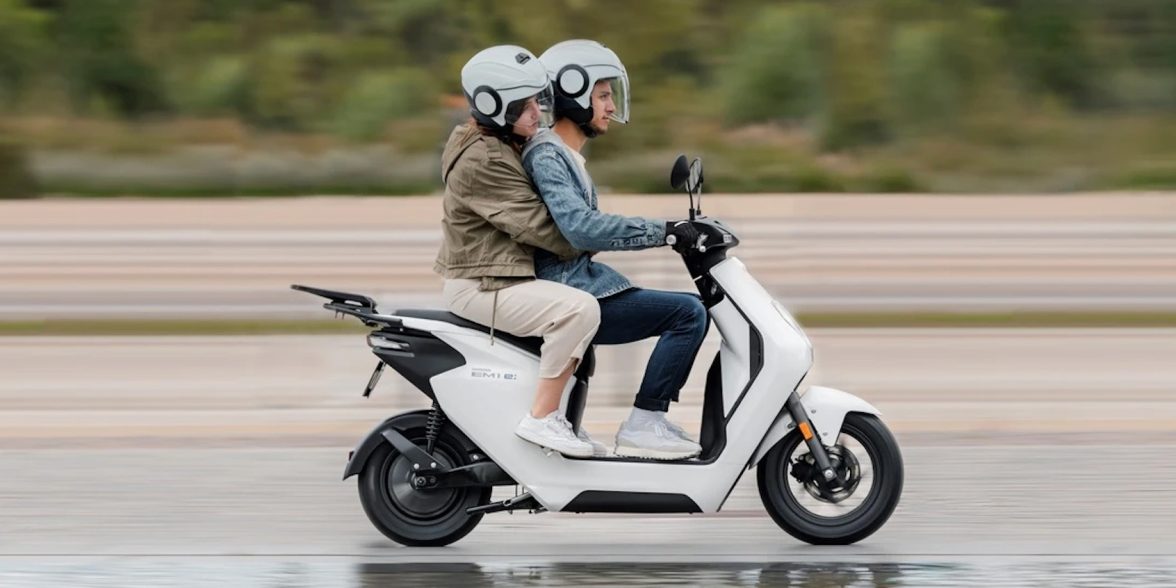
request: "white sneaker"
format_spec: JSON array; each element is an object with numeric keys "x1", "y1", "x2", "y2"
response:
[
  {"x1": 515, "y1": 412, "x2": 594, "y2": 458},
  {"x1": 550, "y1": 413, "x2": 609, "y2": 457},
  {"x1": 614, "y1": 412, "x2": 702, "y2": 460},
  {"x1": 661, "y1": 416, "x2": 699, "y2": 445},
  {"x1": 572, "y1": 423, "x2": 610, "y2": 457}
]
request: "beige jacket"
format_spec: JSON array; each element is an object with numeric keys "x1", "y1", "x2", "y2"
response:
[{"x1": 433, "y1": 124, "x2": 580, "y2": 291}]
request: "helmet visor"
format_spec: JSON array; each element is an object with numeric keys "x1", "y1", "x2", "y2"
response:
[
  {"x1": 504, "y1": 86, "x2": 555, "y2": 135},
  {"x1": 606, "y1": 74, "x2": 630, "y2": 124}
]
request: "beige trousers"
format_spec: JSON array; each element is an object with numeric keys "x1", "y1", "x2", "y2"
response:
[{"x1": 442, "y1": 279, "x2": 600, "y2": 378}]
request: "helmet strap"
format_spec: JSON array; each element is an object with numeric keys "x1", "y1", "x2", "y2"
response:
[{"x1": 555, "y1": 95, "x2": 599, "y2": 139}]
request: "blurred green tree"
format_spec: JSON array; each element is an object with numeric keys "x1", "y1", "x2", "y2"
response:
[
  {"x1": 0, "y1": 0, "x2": 49, "y2": 107},
  {"x1": 57, "y1": 0, "x2": 167, "y2": 117},
  {"x1": 1000, "y1": 0, "x2": 1101, "y2": 108},
  {"x1": 250, "y1": 34, "x2": 347, "y2": 130},
  {"x1": 0, "y1": 139, "x2": 38, "y2": 198},
  {"x1": 888, "y1": 23, "x2": 961, "y2": 132},
  {"x1": 331, "y1": 68, "x2": 437, "y2": 141},
  {"x1": 820, "y1": 9, "x2": 890, "y2": 149},
  {"x1": 720, "y1": 4, "x2": 829, "y2": 125}
]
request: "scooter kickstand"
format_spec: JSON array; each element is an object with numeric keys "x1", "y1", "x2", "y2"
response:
[{"x1": 466, "y1": 491, "x2": 542, "y2": 515}]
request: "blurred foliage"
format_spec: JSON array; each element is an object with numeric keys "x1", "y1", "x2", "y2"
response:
[
  {"x1": 720, "y1": 4, "x2": 828, "y2": 125},
  {"x1": 888, "y1": 23, "x2": 961, "y2": 132},
  {"x1": 57, "y1": 0, "x2": 168, "y2": 117},
  {"x1": 0, "y1": 0, "x2": 49, "y2": 106},
  {"x1": 0, "y1": 0, "x2": 1175, "y2": 194},
  {"x1": 0, "y1": 138, "x2": 38, "y2": 198},
  {"x1": 250, "y1": 34, "x2": 347, "y2": 130},
  {"x1": 821, "y1": 9, "x2": 890, "y2": 150},
  {"x1": 999, "y1": 0, "x2": 1102, "y2": 109},
  {"x1": 331, "y1": 68, "x2": 437, "y2": 140}
]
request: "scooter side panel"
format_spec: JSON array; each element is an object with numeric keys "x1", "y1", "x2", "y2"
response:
[
  {"x1": 428, "y1": 326, "x2": 761, "y2": 513},
  {"x1": 708, "y1": 299, "x2": 749, "y2": 417},
  {"x1": 416, "y1": 257, "x2": 819, "y2": 514},
  {"x1": 709, "y1": 257, "x2": 813, "y2": 414},
  {"x1": 428, "y1": 328, "x2": 548, "y2": 443}
]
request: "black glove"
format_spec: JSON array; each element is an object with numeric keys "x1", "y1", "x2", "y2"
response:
[{"x1": 665, "y1": 220, "x2": 701, "y2": 253}]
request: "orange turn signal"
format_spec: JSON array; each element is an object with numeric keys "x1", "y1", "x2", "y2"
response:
[{"x1": 798, "y1": 422, "x2": 813, "y2": 440}]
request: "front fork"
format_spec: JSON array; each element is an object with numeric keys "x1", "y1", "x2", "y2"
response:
[{"x1": 784, "y1": 392, "x2": 843, "y2": 494}]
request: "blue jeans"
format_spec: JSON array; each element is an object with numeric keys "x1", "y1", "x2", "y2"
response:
[{"x1": 592, "y1": 288, "x2": 710, "y2": 412}]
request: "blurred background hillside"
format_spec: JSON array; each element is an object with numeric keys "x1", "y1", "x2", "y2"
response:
[{"x1": 2, "y1": 0, "x2": 1175, "y2": 198}]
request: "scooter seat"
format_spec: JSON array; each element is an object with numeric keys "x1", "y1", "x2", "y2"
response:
[{"x1": 394, "y1": 309, "x2": 544, "y2": 357}]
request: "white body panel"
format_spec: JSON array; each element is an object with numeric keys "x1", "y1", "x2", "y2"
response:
[
  {"x1": 411, "y1": 257, "x2": 846, "y2": 513},
  {"x1": 708, "y1": 298, "x2": 750, "y2": 417}
]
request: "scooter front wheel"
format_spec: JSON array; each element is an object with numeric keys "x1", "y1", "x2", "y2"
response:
[
  {"x1": 757, "y1": 412, "x2": 903, "y2": 545},
  {"x1": 357, "y1": 425, "x2": 492, "y2": 547}
]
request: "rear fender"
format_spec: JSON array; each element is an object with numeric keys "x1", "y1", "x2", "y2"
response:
[{"x1": 343, "y1": 410, "x2": 476, "y2": 480}]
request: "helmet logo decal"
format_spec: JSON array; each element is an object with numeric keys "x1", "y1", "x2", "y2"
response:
[
  {"x1": 471, "y1": 86, "x2": 502, "y2": 117},
  {"x1": 557, "y1": 65, "x2": 590, "y2": 98}
]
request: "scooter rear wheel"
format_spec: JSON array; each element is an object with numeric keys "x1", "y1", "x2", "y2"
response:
[
  {"x1": 357, "y1": 426, "x2": 492, "y2": 546},
  {"x1": 757, "y1": 412, "x2": 903, "y2": 545}
]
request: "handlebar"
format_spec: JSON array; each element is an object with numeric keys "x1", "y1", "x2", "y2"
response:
[{"x1": 666, "y1": 224, "x2": 714, "y2": 253}]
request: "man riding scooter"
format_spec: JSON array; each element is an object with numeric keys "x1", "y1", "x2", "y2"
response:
[{"x1": 522, "y1": 40, "x2": 708, "y2": 460}]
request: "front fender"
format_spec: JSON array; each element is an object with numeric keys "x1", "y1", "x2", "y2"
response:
[{"x1": 749, "y1": 386, "x2": 882, "y2": 467}]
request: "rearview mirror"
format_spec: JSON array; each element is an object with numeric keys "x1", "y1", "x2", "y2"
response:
[
  {"x1": 688, "y1": 158, "x2": 703, "y2": 194},
  {"x1": 670, "y1": 155, "x2": 690, "y2": 191}
]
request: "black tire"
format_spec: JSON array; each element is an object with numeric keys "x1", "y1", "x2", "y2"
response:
[
  {"x1": 357, "y1": 424, "x2": 492, "y2": 547},
  {"x1": 757, "y1": 412, "x2": 903, "y2": 545}
]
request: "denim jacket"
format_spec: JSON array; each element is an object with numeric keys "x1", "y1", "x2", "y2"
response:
[{"x1": 522, "y1": 130, "x2": 667, "y2": 299}]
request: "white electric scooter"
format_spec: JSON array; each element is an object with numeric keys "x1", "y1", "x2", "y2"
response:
[{"x1": 293, "y1": 156, "x2": 903, "y2": 547}]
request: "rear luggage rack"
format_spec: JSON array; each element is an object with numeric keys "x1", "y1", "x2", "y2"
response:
[
  {"x1": 291, "y1": 284, "x2": 377, "y2": 309},
  {"x1": 291, "y1": 284, "x2": 402, "y2": 328}
]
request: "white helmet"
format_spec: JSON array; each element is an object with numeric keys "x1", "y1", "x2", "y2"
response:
[
  {"x1": 539, "y1": 39, "x2": 630, "y2": 135},
  {"x1": 460, "y1": 45, "x2": 554, "y2": 132}
]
